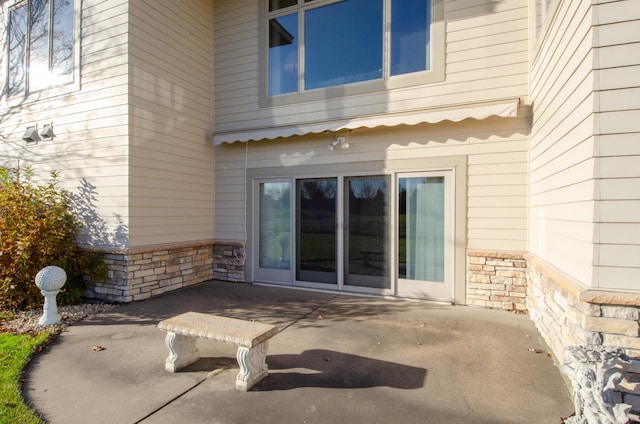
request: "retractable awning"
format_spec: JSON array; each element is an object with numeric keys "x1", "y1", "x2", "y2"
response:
[{"x1": 213, "y1": 98, "x2": 520, "y2": 145}]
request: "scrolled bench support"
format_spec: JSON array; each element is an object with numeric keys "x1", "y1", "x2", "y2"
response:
[
  {"x1": 164, "y1": 332, "x2": 199, "y2": 372},
  {"x1": 236, "y1": 341, "x2": 269, "y2": 391}
]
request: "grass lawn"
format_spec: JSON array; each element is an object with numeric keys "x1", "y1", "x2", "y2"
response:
[{"x1": 0, "y1": 331, "x2": 52, "y2": 424}]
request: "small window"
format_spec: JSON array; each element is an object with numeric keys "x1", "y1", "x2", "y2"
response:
[
  {"x1": 6, "y1": 0, "x2": 76, "y2": 98},
  {"x1": 267, "y1": 0, "x2": 432, "y2": 97}
]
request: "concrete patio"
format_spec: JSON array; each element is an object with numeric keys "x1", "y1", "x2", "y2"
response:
[{"x1": 24, "y1": 280, "x2": 574, "y2": 423}]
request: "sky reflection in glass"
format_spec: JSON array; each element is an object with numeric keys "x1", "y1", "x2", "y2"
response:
[{"x1": 305, "y1": 0, "x2": 383, "y2": 90}]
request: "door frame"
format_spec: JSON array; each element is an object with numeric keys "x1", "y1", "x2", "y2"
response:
[
  {"x1": 246, "y1": 157, "x2": 467, "y2": 304},
  {"x1": 395, "y1": 169, "x2": 455, "y2": 302}
]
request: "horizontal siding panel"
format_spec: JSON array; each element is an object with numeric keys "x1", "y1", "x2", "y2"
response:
[
  {"x1": 598, "y1": 110, "x2": 640, "y2": 134},
  {"x1": 469, "y1": 162, "x2": 526, "y2": 175},
  {"x1": 446, "y1": 3, "x2": 527, "y2": 26},
  {"x1": 446, "y1": 18, "x2": 526, "y2": 43},
  {"x1": 599, "y1": 223, "x2": 640, "y2": 244},
  {"x1": 598, "y1": 133, "x2": 640, "y2": 157},
  {"x1": 599, "y1": 244, "x2": 640, "y2": 267},
  {"x1": 467, "y1": 239, "x2": 526, "y2": 251},
  {"x1": 599, "y1": 157, "x2": 640, "y2": 178},
  {"x1": 447, "y1": 29, "x2": 528, "y2": 53},
  {"x1": 467, "y1": 229, "x2": 527, "y2": 241},
  {"x1": 531, "y1": 219, "x2": 595, "y2": 244},
  {"x1": 531, "y1": 68, "x2": 593, "y2": 141},
  {"x1": 596, "y1": 20, "x2": 640, "y2": 47},
  {"x1": 468, "y1": 174, "x2": 527, "y2": 186},
  {"x1": 530, "y1": 201, "x2": 596, "y2": 223},
  {"x1": 598, "y1": 87, "x2": 640, "y2": 112},
  {"x1": 448, "y1": 40, "x2": 526, "y2": 63},
  {"x1": 529, "y1": 231, "x2": 595, "y2": 283},
  {"x1": 468, "y1": 218, "x2": 527, "y2": 230},
  {"x1": 597, "y1": 267, "x2": 640, "y2": 291},
  {"x1": 82, "y1": 32, "x2": 128, "y2": 56},
  {"x1": 467, "y1": 207, "x2": 526, "y2": 218},
  {"x1": 82, "y1": 2, "x2": 128, "y2": 28},
  {"x1": 468, "y1": 185, "x2": 527, "y2": 197},
  {"x1": 467, "y1": 151, "x2": 528, "y2": 164},
  {"x1": 467, "y1": 195, "x2": 527, "y2": 208},
  {"x1": 597, "y1": 43, "x2": 640, "y2": 69},
  {"x1": 596, "y1": 65, "x2": 640, "y2": 91},
  {"x1": 597, "y1": 178, "x2": 640, "y2": 200},
  {"x1": 530, "y1": 179, "x2": 595, "y2": 206},
  {"x1": 599, "y1": 200, "x2": 640, "y2": 223},
  {"x1": 531, "y1": 158, "x2": 596, "y2": 198},
  {"x1": 594, "y1": 0, "x2": 640, "y2": 25},
  {"x1": 530, "y1": 105, "x2": 594, "y2": 177},
  {"x1": 446, "y1": 51, "x2": 528, "y2": 74}
]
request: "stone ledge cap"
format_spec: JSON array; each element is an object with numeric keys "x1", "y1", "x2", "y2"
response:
[{"x1": 581, "y1": 291, "x2": 640, "y2": 307}]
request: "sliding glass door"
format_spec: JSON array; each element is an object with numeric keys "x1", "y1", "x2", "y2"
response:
[
  {"x1": 254, "y1": 180, "x2": 293, "y2": 284},
  {"x1": 344, "y1": 176, "x2": 390, "y2": 289},
  {"x1": 296, "y1": 178, "x2": 337, "y2": 285},
  {"x1": 253, "y1": 170, "x2": 453, "y2": 301},
  {"x1": 397, "y1": 171, "x2": 453, "y2": 301}
]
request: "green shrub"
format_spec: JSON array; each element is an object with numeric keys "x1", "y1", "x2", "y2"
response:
[{"x1": 0, "y1": 166, "x2": 108, "y2": 311}]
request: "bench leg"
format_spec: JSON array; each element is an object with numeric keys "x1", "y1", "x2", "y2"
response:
[
  {"x1": 164, "y1": 332, "x2": 199, "y2": 372},
  {"x1": 236, "y1": 341, "x2": 269, "y2": 391}
]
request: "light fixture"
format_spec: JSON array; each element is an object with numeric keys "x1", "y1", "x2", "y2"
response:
[
  {"x1": 22, "y1": 126, "x2": 39, "y2": 142},
  {"x1": 40, "y1": 123, "x2": 54, "y2": 139},
  {"x1": 328, "y1": 131, "x2": 350, "y2": 151}
]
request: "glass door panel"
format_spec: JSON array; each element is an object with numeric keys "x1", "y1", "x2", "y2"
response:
[
  {"x1": 344, "y1": 176, "x2": 390, "y2": 289},
  {"x1": 397, "y1": 172, "x2": 453, "y2": 301},
  {"x1": 296, "y1": 178, "x2": 337, "y2": 284},
  {"x1": 254, "y1": 180, "x2": 293, "y2": 284}
]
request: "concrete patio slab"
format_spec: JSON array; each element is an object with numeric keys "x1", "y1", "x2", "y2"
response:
[{"x1": 24, "y1": 281, "x2": 574, "y2": 423}]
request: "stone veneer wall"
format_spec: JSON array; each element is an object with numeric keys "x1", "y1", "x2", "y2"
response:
[
  {"x1": 466, "y1": 251, "x2": 528, "y2": 312},
  {"x1": 212, "y1": 241, "x2": 246, "y2": 283},
  {"x1": 526, "y1": 253, "x2": 640, "y2": 360},
  {"x1": 85, "y1": 240, "x2": 246, "y2": 302}
]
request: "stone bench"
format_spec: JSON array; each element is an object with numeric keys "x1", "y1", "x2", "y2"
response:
[{"x1": 158, "y1": 312, "x2": 279, "y2": 391}]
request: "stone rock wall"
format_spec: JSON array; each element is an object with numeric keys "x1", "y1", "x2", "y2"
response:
[
  {"x1": 85, "y1": 241, "x2": 219, "y2": 302},
  {"x1": 466, "y1": 251, "x2": 527, "y2": 311}
]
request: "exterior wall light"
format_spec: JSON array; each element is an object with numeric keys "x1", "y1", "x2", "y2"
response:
[
  {"x1": 328, "y1": 132, "x2": 350, "y2": 151},
  {"x1": 22, "y1": 126, "x2": 39, "y2": 142}
]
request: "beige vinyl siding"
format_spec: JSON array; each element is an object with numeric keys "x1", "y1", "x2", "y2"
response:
[
  {"x1": 214, "y1": 115, "x2": 529, "y2": 252},
  {"x1": 529, "y1": 0, "x2": 596, "y2": 286},
  {"x1": 213, "y1": 0, "x2": 529, "y2": 135},
  {"x1": 127, "y1": 0, "x2": 214, "y2": 248},
  {"x1": 530, "y1": 0, "x2": 640, "y2": 291},
  {"x1": 0, "y1": 0, "x2": 130, "y2": 249},
  {"x1": 592, "y1": 0, "x2": 640, "y2": 290}
]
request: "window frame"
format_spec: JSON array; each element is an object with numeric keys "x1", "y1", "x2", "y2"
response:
[
  {"x1": 260, "y1": 0, "x2": 444, "y2": 108},
  {"x1": 1, "y1": 0, "x2": 81, "y2": 106}
]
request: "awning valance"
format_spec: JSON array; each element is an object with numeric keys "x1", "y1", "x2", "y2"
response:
[{"x1": 213, "y1": 98, "x2": 520, "y2": 145}]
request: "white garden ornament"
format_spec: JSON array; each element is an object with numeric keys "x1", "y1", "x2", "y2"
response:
[{"x1": 35, "y1": 266, "x2": 67, "y2": 325}]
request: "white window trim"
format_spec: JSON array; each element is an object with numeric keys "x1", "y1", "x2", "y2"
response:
[
  {"x1": 0, "y1": 0, "x2": 81, "y2": 109},
  {"x1": 259, "y1": 0, "x2": 444, "y2": 108}
]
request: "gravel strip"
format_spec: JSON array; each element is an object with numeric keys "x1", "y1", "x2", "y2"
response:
[{"x1": 0, "y1": 303, "x2": 118, "y2": 335}]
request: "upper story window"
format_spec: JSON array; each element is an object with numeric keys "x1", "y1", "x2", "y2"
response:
[
  {"x1": 6, "y1": 0, "x2": 75, "y2": 98},
  {"x1": 268, "y1": 0, "x2": 432, "y2": 97}
]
